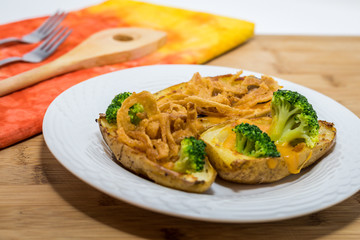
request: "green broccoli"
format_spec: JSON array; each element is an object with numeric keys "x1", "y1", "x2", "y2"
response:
[
  {"x1": 268, "y1": 89, "x2": 319, "y2": 148},
  {"x1": 128, "y1": 103, "x2": 144, "y2": 125},
  {"x1": 105, "y1": 103, "x2": 122, "y2": 124},
  {"x1": 105, "y1": 92, "x2": 132, "y2": 124},
  {"x1": 111, "y1": 92, "x2": 132, "y2": 106},
  {"x1": 232, "y1": 123, "x2": 280, "y2": 158},
  {"x1": 173, "y1": 137, "x2": 207, "y2": 173},
  {"x1": 105, "y1": 92, "x2": 144, "y2": 125}
]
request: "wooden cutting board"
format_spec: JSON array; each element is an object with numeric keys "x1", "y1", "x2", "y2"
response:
[{"x1": 0, "y1": 35, "x2": 359, "y2": 240}]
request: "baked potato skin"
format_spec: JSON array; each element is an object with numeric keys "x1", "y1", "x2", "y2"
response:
[
  {"x1": 98, "y1": 116, "x2": 217, "y2": 193},
  {"x1": 154, "y1": 82, "x2": 186, "y2": 101},
  {"x1": 205, "y1": 146, "x2": 288, "y2": 184},
  {"x1": 200, "y1": 119, "x2": 336, "y2": 184},
  {"x1": 303, "y1": 120, "x2": 336, "y2": 168}
]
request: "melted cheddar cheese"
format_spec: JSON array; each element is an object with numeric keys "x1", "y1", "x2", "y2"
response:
[{"x1": 218, "y1": 118, "x2": 313, "y2": 174}]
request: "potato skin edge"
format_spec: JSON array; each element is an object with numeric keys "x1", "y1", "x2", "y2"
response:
[{"x1": 98, "y1": 116, "x2": 217, "y2": 193}]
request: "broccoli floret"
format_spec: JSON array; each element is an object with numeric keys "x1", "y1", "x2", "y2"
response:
[
  {"x1": 105, "y1": 92, "x2": 144, "y2": 125},
  {"x1": 128, "y1": 103, "x2": 144, "y2": 125},
  {"x1": 173, "y1": 137, "x2": 207, "y2": 173},
  {"x1": 105, "y1": 92, "x2": 132, "y2": 124},
  {"x1": 268, "y1": 90, "x2": 319, "y2": 148},
  {"x1": 105, "y1": 103, "x2": 121, "y2": 124},
  {"x1": 112, "y1": 92, "x2": 132, "y2": 106},
  {"x1": 232, "y1": 123, "x2": 280, "y2": 158}
]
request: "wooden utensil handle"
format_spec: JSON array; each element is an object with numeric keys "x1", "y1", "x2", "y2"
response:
[
  {"x1": 0, "y1": 60, "x2": 76, "y2": 97},
  {"x1": 0, "y1": 28, "x2": 167, "y2": 97}
]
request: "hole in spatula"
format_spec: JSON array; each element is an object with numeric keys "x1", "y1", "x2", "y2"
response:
[{"x1": 113, "y1": 34, "x2": 134, "y2": 41}]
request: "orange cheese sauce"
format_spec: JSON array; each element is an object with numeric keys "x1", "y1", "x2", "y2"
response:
[
  {"x1": 277, "y1": 144, "x2": 313, "y2": 174},
  {"x1": 219, "y1": 117, "x2": 313, "y2": 174},
  {"x1": 222, "y1": 118, "x2": 272, "y2": 151},
  {"x1": 266, "y1": 158, "x2": 278, "y2": 169},
  {"x1": 223, "y1": 129, "x2": 236, "y2": 150},
  {"x1": 276, "y1": 145, "x2": 301, "y2": 174}
]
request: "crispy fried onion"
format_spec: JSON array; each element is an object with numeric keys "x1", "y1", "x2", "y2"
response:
[
  {"x1": 157, "y1": 71, "x2": 280, "y2": 117},
  {"x1": 116, "y1": 72, "x2": 279, "y2": 162},
  {"x1": 116, "y1": 91, "x2": 202, "y2": 162}
]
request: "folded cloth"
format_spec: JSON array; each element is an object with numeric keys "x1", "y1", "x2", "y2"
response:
[{"x1": 0, "y1": 0, "x2": 254, "y2": 148}]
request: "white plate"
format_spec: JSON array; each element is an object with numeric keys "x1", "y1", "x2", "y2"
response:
[{"x1": 43, "y1": 64, "x2": 360, "y2": 223}]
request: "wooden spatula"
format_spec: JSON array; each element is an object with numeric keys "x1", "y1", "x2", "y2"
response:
[{"x1": 0, "y1": 27, "x2": 167, "y2": 97}]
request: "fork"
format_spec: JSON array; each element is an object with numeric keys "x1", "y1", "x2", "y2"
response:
[
  {"x1": 0, "y1": 26, "x2": 72, "y2": 67},
  {"x1": 0, "y1": 11, "x2": 67, "y2": 45}
]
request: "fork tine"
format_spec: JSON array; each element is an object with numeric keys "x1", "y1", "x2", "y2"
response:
[
  {"x1": 45, "y1": 28, "x2": 72, "y2": 54},
  {"x1": 20, "y1": 26, "x2": 70, "y2": 64},
  {"x1": 36, "y1": 11, "x2": 62, "y2": 33},
  {"x1": 35, "y1": 26, "x2": 63, "y2": 51},
  {"x1": 1, "y1": 10, "x2": 68, "y2": 44},
  {"x1": 40, "y1": 12, "x2": 67, "y2": 36},
  {"x1": 46, "y1": 29, "x2": 72, "y2": 54},
  {"x1": 42, "y1": 27, "x2": 67, "y2": 52}
]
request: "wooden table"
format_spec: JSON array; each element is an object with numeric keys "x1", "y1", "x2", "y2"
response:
[{"x1": 1, "y1": 36, "x2": 359, "y2": 239}]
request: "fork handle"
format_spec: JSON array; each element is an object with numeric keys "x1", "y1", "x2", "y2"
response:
[
  {"x1": 0, "y1": 37, "x2": 21, "y2": 45},
  {"x1": 0, "y1": 57, "x2": 22, "y2": 66}
]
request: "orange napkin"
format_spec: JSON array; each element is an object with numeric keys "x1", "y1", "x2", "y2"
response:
[{"x1": 0, "y1": 0, "x2": 254, "y2": 148}]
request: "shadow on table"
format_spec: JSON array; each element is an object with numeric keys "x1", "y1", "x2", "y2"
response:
[{"x1": 40, "y1": 140, "x2": 359, "y2": 240}]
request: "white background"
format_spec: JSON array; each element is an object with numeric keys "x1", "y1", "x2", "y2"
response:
[{"x1": 1, "y1": 0, "x2": 360, "y2": 36}]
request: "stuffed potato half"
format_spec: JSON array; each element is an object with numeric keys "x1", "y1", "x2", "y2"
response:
[
  {"x1": 98, "y1": 109, "x2": 217, "y2": 193},
  {"x1": 200, "y1": 117, "x2": 336, "y2": 184}
]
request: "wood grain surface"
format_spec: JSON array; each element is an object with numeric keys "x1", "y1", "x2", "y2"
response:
[{"x1": 1, "y1": 35, "x2": 359, "y2": 240}]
